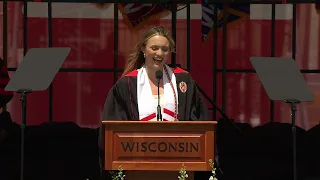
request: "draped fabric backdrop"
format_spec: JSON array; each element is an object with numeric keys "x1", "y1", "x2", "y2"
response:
[{"x1": 0, "y1": 2, "x2": 319, "y2": 130}]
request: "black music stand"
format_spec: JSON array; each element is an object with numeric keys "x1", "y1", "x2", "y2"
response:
[
  {"x1": 5, "y1": 47, "x2": 71, "y2": 180},
  {"x1": 250, "y1": 57, "x2": 314, "y2": 180}
]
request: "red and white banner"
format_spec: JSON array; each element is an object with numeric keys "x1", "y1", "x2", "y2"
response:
[{"x1": 0, "y1": 2, "x2": 319, "y2": 130}]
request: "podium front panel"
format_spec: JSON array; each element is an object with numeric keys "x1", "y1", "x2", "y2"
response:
[{"x1": 102, "y1": 121, "x2": 217, "y2": 171}]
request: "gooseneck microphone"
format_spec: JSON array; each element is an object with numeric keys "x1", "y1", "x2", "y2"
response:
[{"x1": 155, "y1": 70, "x2": 163, "y2": 121}]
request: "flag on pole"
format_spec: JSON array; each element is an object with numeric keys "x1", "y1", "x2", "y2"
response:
[
  {"x1": 119, "y1": 3, "x2": 174, "y2": 30},
  {"x1": 201, "y1": 0, "x2": 220, "y2": 42},
  {"x1": 201, "y1": 2, "x2": 250, "y2": 42}
]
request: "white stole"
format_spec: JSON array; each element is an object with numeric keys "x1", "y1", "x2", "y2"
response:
[{"x1": 137, "y1": 65, "x2": 178, "y2": 121}]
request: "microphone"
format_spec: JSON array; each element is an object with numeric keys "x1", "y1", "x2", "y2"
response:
[{"x1": 155, "y1": 70, "x2": 163, "y2": 121}]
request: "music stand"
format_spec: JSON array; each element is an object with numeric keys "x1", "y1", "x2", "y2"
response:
[
  {"x1": 5, "y1": 47, "x2": 71, "y2": 180},
  {"x1": 250, "y1": 57, "x2": 314, "y2": 180}
]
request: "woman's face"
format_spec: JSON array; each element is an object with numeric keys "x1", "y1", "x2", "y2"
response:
[{"x1": 142, "y1": 35, "x2": 171, "y2": 72}]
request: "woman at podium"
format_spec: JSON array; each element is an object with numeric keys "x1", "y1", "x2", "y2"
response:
[
  {"x1": 99, "y1": 26, "x2": 211, "y2": 180},
  {"x1": 101, "y1": 26, "x2": 209, "y2": 121}
]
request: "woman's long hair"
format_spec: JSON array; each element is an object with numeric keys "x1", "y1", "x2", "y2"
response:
[{"x1": 121, "y1": 26, "x2": 175, "y2": 77}]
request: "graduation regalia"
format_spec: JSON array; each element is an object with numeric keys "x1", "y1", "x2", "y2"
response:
[
  {"x1": 101, "y1": 66, "x2": 209, "y2": 121},
  {"x1": 99, "y1": 66, "x2": 209, "y2": 179}
]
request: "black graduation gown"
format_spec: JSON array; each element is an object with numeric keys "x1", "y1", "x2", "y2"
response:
[
  {"x1": 101, "y1": 67, "x2": 209, "y2": 121},
  {"x1": 98, "y1": 67, "x2": 210, "y2": 179}
]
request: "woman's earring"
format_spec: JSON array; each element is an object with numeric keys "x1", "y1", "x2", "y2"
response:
[{"x1": 143, "y1": 53, "x2": 146, "y2": 58}]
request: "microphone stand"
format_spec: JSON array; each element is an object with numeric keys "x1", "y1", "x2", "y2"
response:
[
  {"x1": 157, "y1": 78, "x2": 162, "y2": 121},
  {"x1": 155, "y1": 70, "x2": 163, "y2": 121}
]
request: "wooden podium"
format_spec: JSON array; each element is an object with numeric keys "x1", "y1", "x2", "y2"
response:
[{"x1": 101, "y1": 121, "x2": 217, "y2": 180}]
